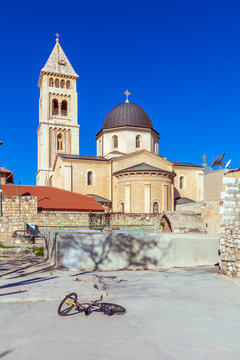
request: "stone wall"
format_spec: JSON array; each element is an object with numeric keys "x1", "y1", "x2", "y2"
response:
[
  {"x1": 2, "y1": 196, "x2": 37, "y2": 217},
  {"x1": 176, "y1": 200, "x2": 222, "y2": 234},
  {"x1": 0, "y1": 195, "x2": 160, "y2": 242},
  {"x1": 219, "y1": 177, "x2": 240, "y2": 277}
]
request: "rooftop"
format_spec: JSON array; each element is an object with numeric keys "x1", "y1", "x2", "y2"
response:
[
  {"x1": 2, "y1": 185, "x2": 104, "y2": 212},
  {"x1": 0, "y1": 167, "x2": 13, "y2": 183},
  {"x1": 173, "y1": 162, "x2": 203, "y2": 168},
  {"x1": 40, "y1": 39, "x2": 78, "y2": 79},
  {"x1": 101, "y1": 102, "x2": 156, "y2": 132},
  {"x1": 87, "y1": 194, "x2": 111, "y2": 203},
  {"x1": 113, "y1": 162, "x2": 174, "y2": 175},
  {"x1": 58, "y1": 154, "x2": 107, "y2": 161}
]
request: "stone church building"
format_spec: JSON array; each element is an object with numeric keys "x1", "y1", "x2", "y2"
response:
[{"x1": 37, "y1": 37, "x2": 203, "y2": 213}]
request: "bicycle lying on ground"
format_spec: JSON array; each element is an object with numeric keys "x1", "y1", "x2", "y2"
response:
[{"x1": 58, "y1": 293, "x2": 126, "y2": 316}]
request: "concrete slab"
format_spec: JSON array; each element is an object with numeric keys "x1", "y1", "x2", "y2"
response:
[{"x1": 1, "y1": 258, "x2": 240, "y2": 359}]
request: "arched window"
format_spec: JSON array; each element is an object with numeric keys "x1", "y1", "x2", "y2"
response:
[
  {"x1": 99, "y1": 139, "x2": 102, "y2": 155},
  {"x1": 55, "y1": 79, "x2": 59, "y2": 88},
  {"x1": 61, "y1": 101, "x2": 67, "y2": 116},
  {"x1": 87, "y1": 171, "x2": 92, "y2": 185},
  {"x1": 60, "y1": 80, "x2": 65, "y2": 88},
  {"x1": 57, "y1": 134, "x2": 63, "y2": 151},
  {"x1": 66, "y1": 80, "x2": 70, "y2": 89},
  {"x1": 136, "y1": 135, "x2": 141, "y2": 148},
  {"x1": 153, "y1": 202, "x2": 159, "y2": 214},
  {"x1": 52, "y1": 99, "x2": 58, "y2": 115},
  {"x1": 120, "y1": 202, "x2": 124, "y2": 213},
  {"x1": 179, "y1": 176, "x2": 184, "y2": 189},
  {"x1": 49, "y1": 78, "x2": 53, "y2": 87},
  {"x1": 113, "y1": 136, "x2": 118, "y2": 149}
]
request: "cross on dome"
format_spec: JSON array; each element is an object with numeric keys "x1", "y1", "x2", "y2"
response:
[{"x1": 124, "y1": 90, "x2": 131, "y2": 103}]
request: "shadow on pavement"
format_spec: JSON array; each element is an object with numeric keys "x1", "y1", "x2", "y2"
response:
[
  {"x1": 0, "y1": 276, "x2": 58, "y2": 290},
  {"x1": 0, "y1": 258, "x2": 56, "y2": 279},
  {"x1": 0, "y1": 290, "x2": 27, "y2": 297},
  {"x1": 0, "y1": 350, "x2": 14, "y2": 359}
]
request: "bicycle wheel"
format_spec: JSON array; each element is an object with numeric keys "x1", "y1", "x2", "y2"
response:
[
  {"x1": 98, "y1": 303, "x2": 126, "y2": 315},
  {"x1": 58, "y1": 292, "x2": 78, "y2": 316}
]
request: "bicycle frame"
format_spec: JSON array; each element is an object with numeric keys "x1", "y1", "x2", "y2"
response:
[{"x1": 58, "y1": 293, "x2": 126, "y2": 316}]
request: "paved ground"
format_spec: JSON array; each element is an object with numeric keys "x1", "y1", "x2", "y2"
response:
[{"x1": 1, "y1": 258, "x2": 240, "y2": 360}]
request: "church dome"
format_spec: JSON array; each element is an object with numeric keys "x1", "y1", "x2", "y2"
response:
[{"x1": 102, "y1": 102, "x2": 153, "y2": 130}]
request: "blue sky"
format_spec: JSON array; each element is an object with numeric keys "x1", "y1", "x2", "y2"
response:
[{"x1": 0, "y1": 0, "x2": 240, "y2": 185}]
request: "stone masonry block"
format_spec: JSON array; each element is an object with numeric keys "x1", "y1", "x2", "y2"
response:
[
  {"x1": 219, "y1": 207, "x2": 224, "y2": 215},
  {"x1": 219, "y1": 237, "x2": 225, "y2": 245},
  {"x1": 224, "y1": 201, "x2": 236, "y2": 207},
  {"x1": 223, "y1": 177, "x2": 236, "y2": 184}
]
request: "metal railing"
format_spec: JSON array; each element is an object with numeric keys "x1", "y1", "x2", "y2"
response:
[{"x1": 37, "y1": 223, "x2": 155, "y2": 233}]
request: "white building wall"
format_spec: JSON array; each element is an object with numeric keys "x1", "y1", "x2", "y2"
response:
[
  {"x1": 97, "y1": 128, "x2": 159, "y2": 157},
  {"x1": 37, "y1": 73, "x2": 79, "y2": 185}
]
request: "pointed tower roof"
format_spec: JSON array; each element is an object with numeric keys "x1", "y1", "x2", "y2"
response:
[{"x1": 40, "y1": 36, "x2": 78, "y2": 80}]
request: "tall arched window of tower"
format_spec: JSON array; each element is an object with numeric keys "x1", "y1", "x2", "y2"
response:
[
  {"x1": 99, "y1": 139, "x2": 102, "y2": 155},
  {"x1": 52, "y1": 99, "x2": 59, "y2": 115},
  {"x1": 153, "y1": 202, "x2": 159, "y2": 214},
  {"x1": 57, "y1": 134, "x2": 63, "y2": 151},
  {"x1": 61, "y1": 101, "x2": 67, "y2": 116},
  {"x1": 136, "y1": 135, "x2": 141, "y2": 148},
  {"x1": 55, "y1": 79, "x2": 59, "y2": 88},
  {"x1": 120, "y1": 202, "x2": 124, "y2": 213},
  {"x1": 87, "y1": 171, "x2": 93, "y2": 185},
  {"x1": 113, "y1": 136, "x2": 118, "y2": 149},
  {"x1": 60, "y1": 80, "x2": 65, "y2": 88},
  {"x1": 179, "y1": 176, "x2": 184, "y2": 189},
  {"x1": 66, "y1": 80, "x2": 70, "y2": 89},
  {"x1": 49, "y1": 78, "x2": 53, "y2": 87}
]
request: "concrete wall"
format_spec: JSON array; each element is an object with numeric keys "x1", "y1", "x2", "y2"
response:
[
  {"x1": 44, "y1": 231, "x2": 219, "y2": 270},
  {"x1": 220, "y1": 177, "x2": 240, "y2": 277},
  {"x1": 204, "y1": 169, "x2": 225, "y2": 201}
]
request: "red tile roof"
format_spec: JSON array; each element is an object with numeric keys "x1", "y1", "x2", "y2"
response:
[{"x1": 2, "y1": 185, "x2": 104, "y2": 212}]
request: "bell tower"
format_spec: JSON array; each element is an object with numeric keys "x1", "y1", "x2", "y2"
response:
[{"x1": 37, "y1": 34, "x2": 80, "y2": 186}]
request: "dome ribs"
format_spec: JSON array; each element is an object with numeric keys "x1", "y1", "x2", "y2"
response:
[{"x1": 102, "y1": 102, "x2": 153, "y2": 130}]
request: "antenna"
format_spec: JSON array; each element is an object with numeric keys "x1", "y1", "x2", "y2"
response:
[
  {"x1": 211, "y1": 153, "x2": 225, "y2": 168},
  {"x1": 225, "y1": 159, "x2": 231, "y2": 169}
]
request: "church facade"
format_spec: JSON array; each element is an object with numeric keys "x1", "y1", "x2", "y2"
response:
[{"x1": 37, "y1": 37, "x2": 203, "y2": 213}]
